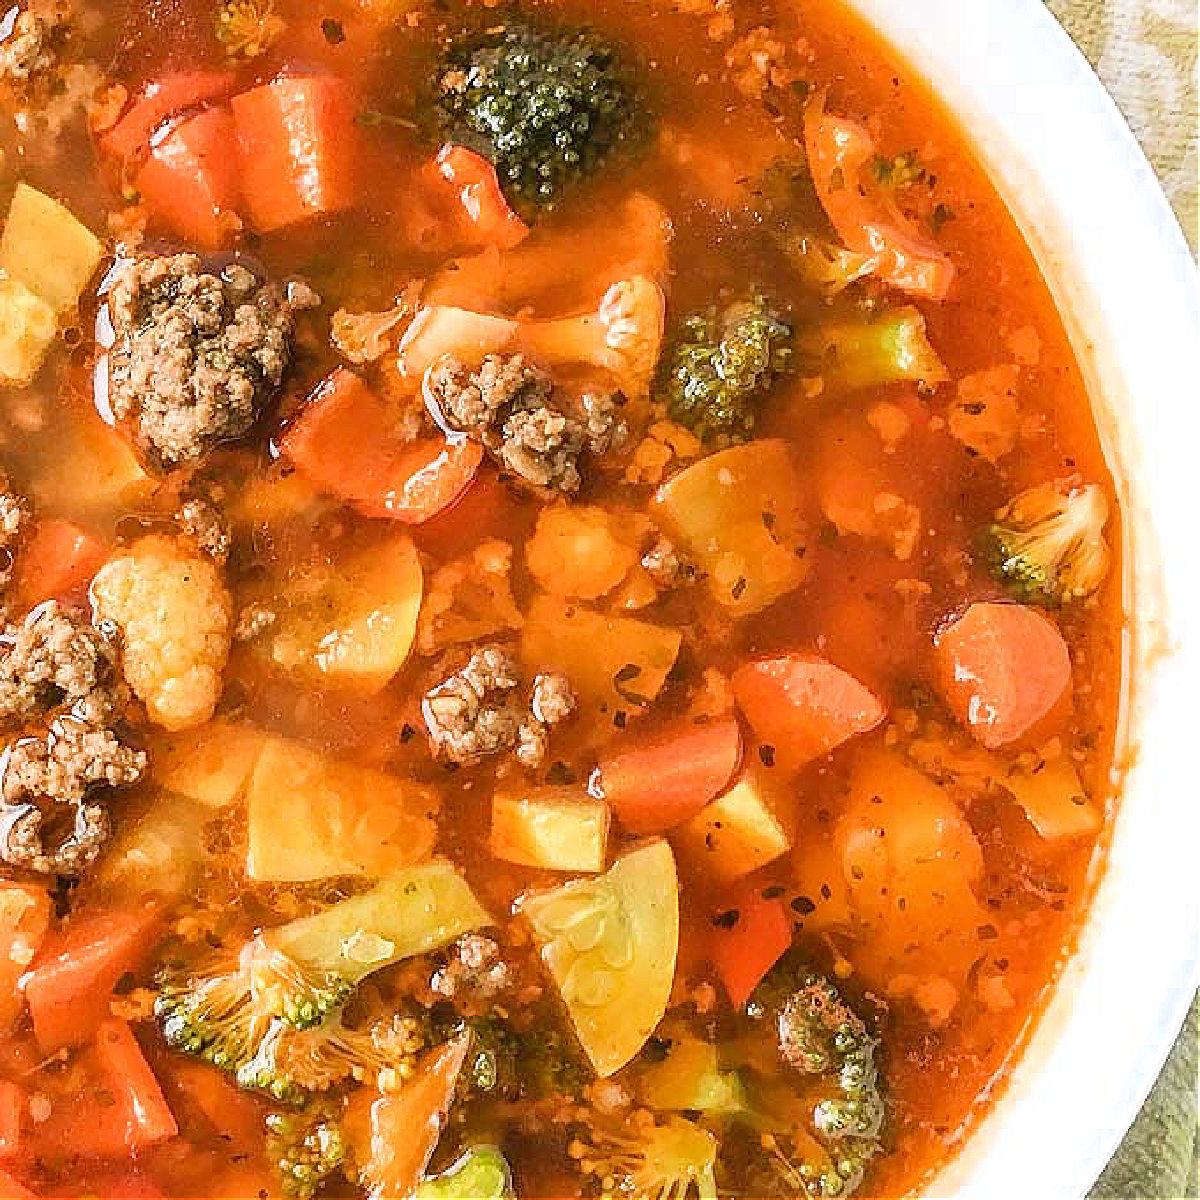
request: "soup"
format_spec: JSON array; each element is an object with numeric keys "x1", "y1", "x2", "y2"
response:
[{"x1": 0, "y1": 0, "x2": 1123, "y2": 1196}]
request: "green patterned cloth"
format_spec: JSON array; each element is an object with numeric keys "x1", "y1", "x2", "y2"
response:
[{"x1": 1044, "y1": 5, "x2": 1198, "y2": 1195}]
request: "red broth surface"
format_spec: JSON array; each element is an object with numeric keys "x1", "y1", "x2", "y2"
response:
[{"x1": 0, "y1": 0, "x2": 1123, "y2": 1196}]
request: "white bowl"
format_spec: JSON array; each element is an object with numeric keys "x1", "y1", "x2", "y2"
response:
[{"x1": 834, "y1": 1, "x2": 1200, "y2": 1195}]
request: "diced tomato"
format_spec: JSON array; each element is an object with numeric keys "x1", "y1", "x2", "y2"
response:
[
  {"x1": 0, "y1": 1167, "x2": 35, "y2": 1198},
  {"x1": 282, "y1": 369, "x2": 483, "y2": 523},
  {"x1": 732, "y1": 653, "x2": 886, "y2": 771},
  {"x1": 12, "y1": 519, "x2": 109, "y2": 608},
  {"x1": 598, "y1": 716, "x2": 742, "y2": 834},
  {"x1": 23, "y1": 905, "x2": 159, "y2": 1053},
  {"x1": 435, "y1": 145, "x2": 530, "y2": 250},
  {"x1": 343, "y1": 1037, "x2": 468, "y2": 1199},
  {"x1": 0, "y1": 1081, "x2": 23, "y2": 1159},
  {"x1": 100, "y1": 72, "x2": 235, "y2": 165},
  {"x1": 709, "y1": 885, "x2": 793, "y2": 1009},
  {"x1": 135, "y1": 108, "x2": 241, "y2": 248},
  {"x1": 804, "y1": 104, "x2": 955, "y2": 300},
  {"x1": 232, "y1": 76, "x2": 358, "y2": 232},
  {"x1": 934, "y1": 601, "x2": 1072, "y2": 748},
  {"x1": 90, "y1": 1021, "x2": 178, "y2": 1152}
]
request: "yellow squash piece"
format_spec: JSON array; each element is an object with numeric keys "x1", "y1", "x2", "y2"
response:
[
  {"x1": 30, "y1": 412, "x2": 149, "y2": 519},
  {"x1": 246, "y1": 737, "x2": 439, "y2": 882},
  {"x1": 0, "y1": 184, "x2": 103, "y2": 314},
  {"x1": 1003, "y1": 754, "x2": 1102, "y2": 840},
  {"x1": 672, "y1": 767, "x2": 795, "y2": 882},
  {"x1": 97, "y1": 792, "x2": 212, "y2": 899},
  {"x1": 490, "y1": 789, "x2": 610, "y2": 873},
  {"x1": 517, "y1": 839, "x2": 679, "y2": 1077},
  {"x1": 0, "y1": 279, "x2": 56, "y2": 385},
  {"x1": 653, "y1": 440, "x2": 809, "y2": 617},
  {"x1": 520, "y1": 595, "x2": 681, "y2": 721},
  {"x1": 254, "y1": 533, "x2": 423, "y2": 692}
]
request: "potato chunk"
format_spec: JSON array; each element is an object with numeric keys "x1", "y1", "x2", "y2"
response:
[{"x1": 92, "y1": 536, "x2": 232, "y2": 731}]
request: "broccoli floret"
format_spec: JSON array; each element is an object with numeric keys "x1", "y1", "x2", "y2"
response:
[
  {"x1": 737, "y1": 957, "x2": 884, "y2": 1198},
  {"x1": 662, "y1": 293, "x2": 793, "y2": 442},
  {"x1": 266, "y1": 1102, "x2": 350, "y2": 1199},
  {"x1": 435, "y1": 21, "x2": 640, "y2": 216},
  {"x1": 574, "y1": 1115, "x2": 719, "y2": 1200},
  {"x1": 985, "y1": 479, "x2": 1111, "y2": 605}
]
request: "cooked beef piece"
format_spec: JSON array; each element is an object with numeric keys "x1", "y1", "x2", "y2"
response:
[
  {"x1": 106, "y1": 254, "x2": 319, "y2": 467},
  {"x1": 177, "y1": 496, "x2": 231, "y2": 564}
]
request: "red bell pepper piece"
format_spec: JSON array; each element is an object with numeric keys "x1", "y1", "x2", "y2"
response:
[
  {"x1": 282, "y1": 369, "x2": 483, "y2": 524},
  {"x1": 709, "y1": 885, "x2": 794, "y2": 1009},
  {"x1": 232, "y1": 76, "x2": 359, "y2": 232},
  {"x1": 100, "y1": 72, "x2": 235, "y2": 165},
  {"x1": 136, "y1": 108, "x2": 242, "y2": 248}
]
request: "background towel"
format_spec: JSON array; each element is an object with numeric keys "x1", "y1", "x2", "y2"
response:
[{"x1": 1046, "y1": 2, "x2": 1198, "y2": 1195}]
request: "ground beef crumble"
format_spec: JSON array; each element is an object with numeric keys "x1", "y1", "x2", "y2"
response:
[
  {"x1": 0, "y1": 603, "x2": 145, "y2": 875},
  {"x1": 422, "y1": 644, "x2": 575, "y2": 768},
  {"x1": 426, "y1": 354, "x2": 627, "y2": 494},
  {"x1": 177, "y1": 496, "x2": 231, "y2": 564},
  {"x1": 0, "y1": 474, "x2": 29, "y2": 598},
  {"x1": 106, "y1": 254, "x2": 319, "y2": 467},
  {"x1": 431, "y1": 934, "x2": 512, "y2": 1001}
]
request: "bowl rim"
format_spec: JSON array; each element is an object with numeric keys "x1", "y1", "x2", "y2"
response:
[{"x1": 834, "y1": 0, "x2": 1200, "y2": 1195}]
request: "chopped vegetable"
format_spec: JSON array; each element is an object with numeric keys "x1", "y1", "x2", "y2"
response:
[
  {"x1": 245, "y1": 737, "x2": 439, "y2": 881},
  {"x1": 100, "y1": 72, "x2": 235, "y2": 164},
  {"x1": 135, "y1": 108, "x2": 241, "y2": 248},
  {"x1": 524, "y1": 504, "x2": 639, "y2": 600},
  {"x1": 90, "y1": 1020, "x2": 179, "y2": 1151},
  {"x1": 520, "y1": 595, "x2": 682, "y2": 721},
  {"x1": 986, "y1": 479, "x2": 1111, "y2": 605},
  {"x1": 731, "y1": 653, "x2": 886, "y2": 771},
  {"x1": 795, "y1": 307, "x2": 948, "y2": 393},
  {"x1": 0, "y1": 279, "x2": 56, "y2": 385},
  {"x1": 517, "y1": 840, "x2": 679, "y2": 1076},
  {"x1": 636, "y1": 1031, "x2": 746, "y2": 1114},
  {"x1": 934, "y1": 601, "x2": 1072, "y2": 748},
  {"x1": 661, "y1": 291, "x2": 793, "y2": 441},
  {"x1": 250, "y1": 532, "x2": 423, "y2": 692},
  {"x1": 490, "y1": 789, "x2": 610, "y2": 873},
  {"x1": 1003, "y1": 753, "x2": 1102, "y2": 840},
  {"x1": 596, "y1": 715, "x2": 742, "y2": 834},
  {"x1": 435, "y1": 145, "x2": 530, "y2": 250},
  {"x1": 0, "y1": 183, "x2": 103, "y2": 313},
  {"x1": 97, "y1": 793, "x2": 213, "y2": 899},
  {"x1": 153, "y1": 720, "x2": 265, "y2": 808},
  {"x1": 397, "y1": 306, "x2": 518, "y2": 379},
  {"x1": 10, "y1": 517, "x2": 108, "y2": 607},
  {"x1": 0, "y1": 1081, "x2": 23, "y2": 1159},
  {"x1": 232, "y1": 76, "x2": 359, "y2": 231},
  {"x1": 653, "y1": 439, "x2": 809, "y2": 617},
  {"x1": 343, "y1": 1038, "x2": 469, "y2": 1200},
  {"x1": 709, "y1": 885, "x2": 793, "y2": 1008},
  {"x1": 283, "y1": 369, "x2": 484, "y2": 523},
  {"x1": 804, "y1": 105, "x2": 955, "y2": 300},
  {"x1": 673, "y1": 766, "x2": 795, "y2": 883},
  {"x1": 414, "y1": 1145, "x2": 513, "y2": 1199},
  {"x1": 24, "y1": 905, "x2": 160, "y2": 1052},
  {"x1": 0, "y1": 883, "x2": 51, "y2": 1032},
  {"x1": 575, "y1": 1115, "x2": 718, "y2": 1200}
]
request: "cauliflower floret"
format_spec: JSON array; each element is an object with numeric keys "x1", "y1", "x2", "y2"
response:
[{"x1": 91, "y1": 536, "x2": 231, "y2": 731}]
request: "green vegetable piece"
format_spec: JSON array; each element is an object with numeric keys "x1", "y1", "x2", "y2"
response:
[
  {"x1": 662, "y1": 292, "x2": 793, "y2": 442},
  {"x1": 517, "y1": 840, "x2": 679, "y2": 1077},
  {"x1": 795, "y1": 306, "x2": 947, "y2": 392},
  {"x1": 435, "y1": 21, "x2": 640, "y2": 216},
  {"x1": 415, "y1": 1146, "x2": 513, "y2": 1199},
  {"x1": 577, "y1": 1116, "x2": 718, "y2": 1200}
]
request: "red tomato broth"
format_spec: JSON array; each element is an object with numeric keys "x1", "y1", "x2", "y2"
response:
[{"x1": 0, "y1": 0, "x2": 1125, "y2": 1195}]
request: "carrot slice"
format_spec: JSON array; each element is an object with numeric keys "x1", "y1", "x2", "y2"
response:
[
  {"x1": 435, "y1": 145, "x2": 530, "y2": 250},
  {"x1": 100, "y1": 72, "x2": 235, "y2": 164},
  {"x1": 232, "y1": 76, "x2": 358, "y2": 232},
  {"x1": 135, "y1": 108, "x2": 241, "y2": 248},
  {"x1": 732, "y1": 654, "x2": 886, "y2": 771},
  {"x1": 282, "y1": 369, "x2": 483, "y2": 523},
  {"x1": 0, "y1": 1081, "x2": 23, "y2": 1159},
  {"x1": 90, "y1": 1021, "x2": 178, "y2": 1152},
  {"x1": 23, "y1": 905, "x2": 159, "y2": 1052},
  {"x1": 804, "y1": 105, "x2": 955, "y2": 301},
  {"x1": 343, "y1": 1037, "x2": 468, "y2": 1200},
  {"x1": 934, "y1": 601, "x2": 1072, "y2": 748},
  {"x1": 597, "y1": 716, "x2": 742, "y2": 834},
  {"x1": 12, "y1": 518, "x2": 108, "y2": 608},
  {"x1": 709, "y1": 885, "x2": 793, "y2": 1009}
]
